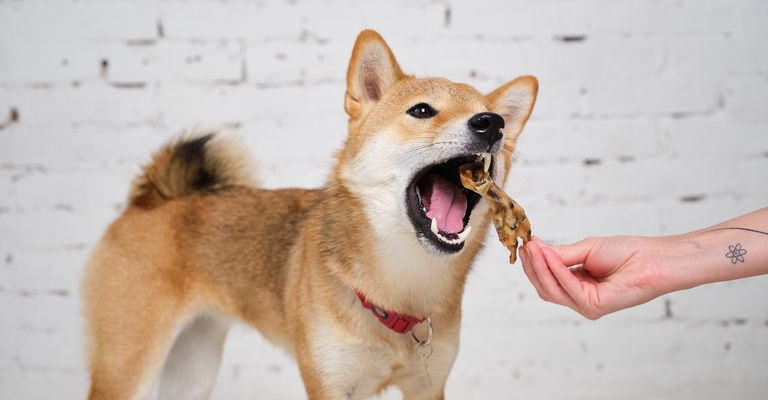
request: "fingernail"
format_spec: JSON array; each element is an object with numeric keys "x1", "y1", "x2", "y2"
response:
[{"x1": 525, "y1": 241, "x2": 537, "y2": 252}]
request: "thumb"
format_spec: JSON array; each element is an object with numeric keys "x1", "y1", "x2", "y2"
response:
[{"x1": 550, "y1": 237, "x2": 598, "y2": 267}]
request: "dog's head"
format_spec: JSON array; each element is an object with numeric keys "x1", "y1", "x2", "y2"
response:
[{"x1": 338, "y1": 30, "x2": 538, "y2": 257}]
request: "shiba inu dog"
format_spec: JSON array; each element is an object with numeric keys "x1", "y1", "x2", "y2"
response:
[{"x1": 83, "y1": 29, "x2": 538, "y2": 400}]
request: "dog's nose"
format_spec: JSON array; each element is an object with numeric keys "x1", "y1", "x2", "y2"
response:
[{"x1": 468, "y1": 112, "x2": 505, "y2": 147}]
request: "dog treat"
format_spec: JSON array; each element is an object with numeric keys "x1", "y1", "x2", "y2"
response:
[{"x1": 459, "y1": 160, "x2": 531, "y2": 263}]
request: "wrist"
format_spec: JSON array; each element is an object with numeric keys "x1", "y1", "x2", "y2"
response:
[
  {"x1": 661, "y1": 228, "x2": 767, "y2": 291},
  {"x1": 644, "y1": 234, "x2": 707, "y2": 294}
]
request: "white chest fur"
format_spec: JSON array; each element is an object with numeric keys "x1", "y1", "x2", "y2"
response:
[{"x1": 309, "y1": 318, "x2": 459, "y2": 399}]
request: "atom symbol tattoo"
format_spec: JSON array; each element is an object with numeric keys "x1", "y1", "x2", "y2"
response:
[{"x1": 725, "y1": 243, "x2": 747, "y2": 264}]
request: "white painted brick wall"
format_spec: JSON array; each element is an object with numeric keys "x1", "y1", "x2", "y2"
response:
[{"x1": 1, "y1": 0, "x2": 767, "y2": 399}]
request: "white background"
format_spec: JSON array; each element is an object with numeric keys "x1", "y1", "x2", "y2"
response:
[{"x1": 1, "y1": 0, "x2": 767, "y2": 398}]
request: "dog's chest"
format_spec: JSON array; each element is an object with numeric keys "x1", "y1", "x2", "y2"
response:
[{"x1": 309, "y1": 321, "x2": 457, "y2": 399}]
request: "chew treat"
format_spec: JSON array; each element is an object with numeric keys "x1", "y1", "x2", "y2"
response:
[{"x1": 459, "y1": 159, "x2": 531, "y2": 263}]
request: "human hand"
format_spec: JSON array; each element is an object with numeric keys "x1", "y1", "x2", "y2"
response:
[{"x1": 519, "y1": 235, "x2": 669, "y2": 319}]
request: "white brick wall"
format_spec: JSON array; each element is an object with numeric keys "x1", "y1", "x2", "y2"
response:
[{"x1": 1, "y1": 0, "x2": 767, "y2": 398}]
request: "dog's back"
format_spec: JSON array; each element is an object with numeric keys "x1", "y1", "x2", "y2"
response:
[{"x1": 83, "y1": 133, "x2": 319, "y2": 399}]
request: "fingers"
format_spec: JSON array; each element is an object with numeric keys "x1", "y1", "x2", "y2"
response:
[
  {"x1": 521, "y1": 241, "x2": 579, "y2": 310},
  {"x1": 547, "y1": 236, "x2": 598, "y2": 267},
  {"x1": 519, "y1": 246, "x2": 546, "y2": 299},
  {"x1": 521, "y1": 239, "x2": 605, "y2": 319},
  {"x1": 539, "y1": 245, "x2": 587, "y2": 303}
]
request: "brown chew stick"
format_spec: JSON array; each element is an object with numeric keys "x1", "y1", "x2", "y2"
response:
[{"x1": 459, "y1": 161, "x2": 532, "y2": 263}]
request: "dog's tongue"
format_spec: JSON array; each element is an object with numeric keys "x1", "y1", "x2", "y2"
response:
[{"x1": 420, "y1": 174, "x2": 467, "y2": 234}]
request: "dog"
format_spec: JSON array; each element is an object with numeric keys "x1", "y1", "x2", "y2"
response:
[{"x1": 83, "y1": 29, "x2": 538, "y2": 400}]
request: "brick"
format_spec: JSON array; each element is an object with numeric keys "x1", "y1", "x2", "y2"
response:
[
  {"x1": 0, "y1": 210, "x2": 108, "y2": 250},
  {"x1": 669, "y1": 37, "x2": 768, "y2": 76},
  {"x1": 665, "y1": 117, "x2": 768, "y2": 158},
  {"x1": 0, "y1": 294, "x2": 84, "y2": 369},
  {"x1": 669, "y1": 276, "x2": 768, "y2": 321},
  {"x1": 0, "y1": 44, "x2": 102, "y2": 84},
  {"x1": 529, "y1": 80, "x2": 583, "y2": 119},
  {"x1": 585, "y1": 78, "x2": 720, "y2": 116},
  {"x1": 159, "y1": 2, "x2": 303, "y2": 40},
  {"x1": 0, "y1": 85, "x2": 158, "y2": 126},
  {"x1": 301, "y1": 1, "x2": 445, "y2": 43},
  {"x1": 404, "y1": 38, "x2": 529, "y2": 86},
  {"x1": 584, "y1": 158, "x2": 768, "y2": 199},
  {"x1": 657, "y1": 196, "x2": 768, "y2": 234},
  {"x1": 450, "y1": 322, "x2": 768, "y2": 398},
  {"x1": 724, "y1": 76, "x2": 768, "y2": 121},
  {"x1": 160, "y1": 1, "x2": 444, "y2": 42},
  {"x1": 212, "y1": 328, "x2": 304, "y2": 399},
  {"x1": 0, "y1": 125, "x2": 170, "y2": 168},
  {"x1": 530, "y1": 201, "x2": 664, "y2": 238},
  {"x1": 2, "y1": 170, "x2": 131, "y2": 215},
  {"x1": 0, "y1": 0, "x2": 157, "y2": 43},
  {"x1": 107, "y1": 41, "x2": 245, "y2": 84},
  {"x1": 508, "y1": 158, "x2": 768, "y2": 207},
  {"x1": 522, "y1": 35, "x2": 667, "y2": 82},
  {"x1": 0, "y1": 42, "x2": 243, "y2": 88},
  {"x1": 732, "y1": 0, "x2": 768, "y2": 39},
  {"x1": 156, "y1": 83, "x2": 344, "y2": 129},
  {"x1": 0, "y1": 370, "x2": 87, "y2": 400},
  {"x1": 156, "y1": 84, "x2": 263, "y2": 127},
  {"x1": 0, "y1": 249, "x2": 88, "y2": 292},
  {"x1": 584, "y1": 1, "x2": 671, "y2": 35},
  {"x1": 447, "y1": 0, "x2": 594, "y2": 37},
  {"x1": 518, "y1": 119, "x2": 665, "y2": 163},
  {"x1": 245, "y1": 40, "x2": 347, "y2": 85}
]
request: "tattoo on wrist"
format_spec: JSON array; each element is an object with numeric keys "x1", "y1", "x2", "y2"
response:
[
  {"x1": 725, "y1": 243, "x2": 747, "y2": 264},
  {"x1": 704, "y1": 227, "x2": 766, "y2": 265}
]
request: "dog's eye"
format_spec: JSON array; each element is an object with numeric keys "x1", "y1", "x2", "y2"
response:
[{"x1": 406, "y1": 103, "x2": 437, "y2": 119}]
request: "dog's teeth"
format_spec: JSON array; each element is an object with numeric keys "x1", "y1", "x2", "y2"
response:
[
  {"x1": 433, "y1": 225, "x2": 471, "y2": 246},
  {"x1": 483, "y1": 154, "x2": 491, "y2": 172},
  {"x1": 457, "y1": 226, "x2": 472, "y2": 242},
  {"x1": 430, "y1": 217, "x2": 439, "y2": 235}
]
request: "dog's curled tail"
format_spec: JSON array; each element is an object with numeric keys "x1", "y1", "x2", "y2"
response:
[{"x1": 129, "y1": 131, "x2": 258, "y2": 208}]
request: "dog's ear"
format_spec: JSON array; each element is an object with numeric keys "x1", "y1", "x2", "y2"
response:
[
  {"x1": 345, "y1": 30, "x2": 404, "y2": 119},
  {"x1": 487, "y1": 76, "x2": 539, "y2": 141}
]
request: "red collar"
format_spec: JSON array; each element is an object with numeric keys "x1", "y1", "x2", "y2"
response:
[{"x1": 355, "y1": 290, "x2": 425, "y2": 334}]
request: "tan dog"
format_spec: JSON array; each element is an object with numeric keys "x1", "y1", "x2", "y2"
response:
[{"x1": 83, "y1": 30, "x2": 538, "y2": 400}]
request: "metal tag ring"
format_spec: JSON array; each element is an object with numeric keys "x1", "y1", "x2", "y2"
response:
[{"x1": 411, "y1": 316, "x2": 433, "y2": 345}]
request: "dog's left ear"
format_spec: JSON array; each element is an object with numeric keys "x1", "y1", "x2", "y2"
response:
[
  {"x1": 345, "y1": 30, "x2": 404, "y2": 119},
  {"x1": 487, "y1": 76, "x2": 539, "y2": 141}
]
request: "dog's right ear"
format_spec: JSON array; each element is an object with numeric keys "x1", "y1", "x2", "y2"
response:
[{"x1": 345, "y1": 30, "x2": 404, "y2": 119}]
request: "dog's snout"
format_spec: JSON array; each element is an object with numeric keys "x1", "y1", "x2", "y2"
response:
[{"x1": 468, "y1": 112, "x2": 505, "y2": 146}]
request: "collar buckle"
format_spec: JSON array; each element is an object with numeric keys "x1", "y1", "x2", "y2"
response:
[{"x1": 355, "y1": 290, "x2": 425, "y2": 334}]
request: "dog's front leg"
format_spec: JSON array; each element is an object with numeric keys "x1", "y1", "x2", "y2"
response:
[
  {"x1": 399, "y1": 384, "x2": 445, "y2": 400},
  {"x1": 395, "y1": 343, "x2": 456, "y2": 400},
  {"x1": 296, "y1": 322, "x2": 400, "y2": 400}
]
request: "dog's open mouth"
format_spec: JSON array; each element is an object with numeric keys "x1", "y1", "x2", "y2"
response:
[{"x1": 406, "y1": 153, "x2": 492, "y2": 253}]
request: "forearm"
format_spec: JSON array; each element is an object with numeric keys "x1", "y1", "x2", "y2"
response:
[
  {"x1": 521, "y1": 208, "x2": 768, "y2": 319},
  {"x1": 661, "y1": 207, "x2": 768, "y2": 292}
]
